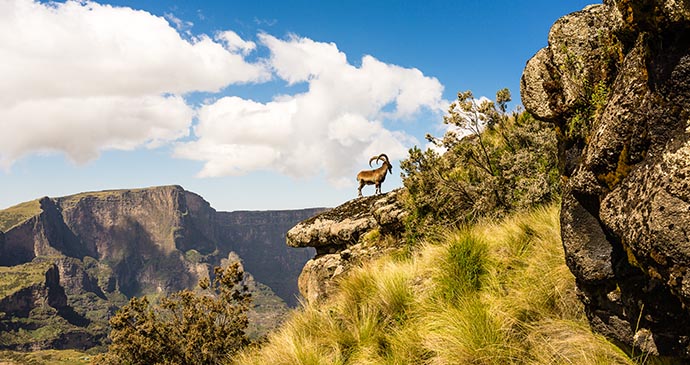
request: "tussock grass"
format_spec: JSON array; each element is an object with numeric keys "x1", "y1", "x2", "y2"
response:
[{"x1": 233, "y1": 204, "x2": 650, "y2": 365}]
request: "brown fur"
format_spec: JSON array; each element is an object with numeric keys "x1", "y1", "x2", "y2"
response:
[{"x1": 356, "y1": 153, "x2": 392, "y2": 197}]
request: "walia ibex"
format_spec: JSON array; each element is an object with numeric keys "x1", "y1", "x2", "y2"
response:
[{"x1": 356, "y1": 153, "x2": 392, "y2": 197}]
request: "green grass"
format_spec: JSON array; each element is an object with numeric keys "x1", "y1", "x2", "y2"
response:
[
  {"x1": 0, "y1": 199, "x2": 41, "y2": 232},
  {"x1": 0, "y1": 349, "x2": 92, "y2": 365},
  {"x1": 0, "y1": 260, "x2": 53, "y2": 298},
  {"x1": 233, "y1": 204, "x2": 650, "y2": 365}
]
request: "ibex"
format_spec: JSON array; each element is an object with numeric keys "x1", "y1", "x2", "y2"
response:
[{"x1": 356, "y1": 153, "x2": 392, "y2": 197}]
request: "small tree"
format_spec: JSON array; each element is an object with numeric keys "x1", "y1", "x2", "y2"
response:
[
  {"x1": 401, "y1": 88, "x2": 560, "y2": 235},
  {"x1": 95, "y1": 263, "x2": 251, "y2": 365}
]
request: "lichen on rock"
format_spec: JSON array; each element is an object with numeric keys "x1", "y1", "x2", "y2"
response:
[
  {"x1": 522, "y1": 0, "x2": 690, "y2": 358},
  {"x1": 287, "y1": 189, "x2": 408, "y2": 303}
]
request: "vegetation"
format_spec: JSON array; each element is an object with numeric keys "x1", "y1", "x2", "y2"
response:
[
  {"x1": 0, "y1": 349, "x2": 92, "y2": 365},
  {"x1": 0, "y1": 259, "x2": 53, "y2": 298},
  {"x1": 94, "y1": 263, "x2": 251, "y2": 365},
  {"x1": 0, "y1": 199, "x2": 41, "y2": 232},
  {"x1": 232, "y1": 88, "x2": 666, "y2": 364},
  {"x1": 233, "y1": 205, "x2": 642, "y2": 364},
  {"x1": 400, "y1": 89, "x2": 560, "y2": 237}
]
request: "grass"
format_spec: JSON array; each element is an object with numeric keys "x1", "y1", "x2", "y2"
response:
[
  {"x1": 232, "y1": 204, "x2": 651, "y2": 365},
  {"x1": 0, "y1": 199, "x2": 41, "y2": 232},
  {"x1": 0, "y1": 260, "x2": 53, "y2": 298},
  {"x1": 0, "y1": 349, "x2": 92, "y2": 365}
]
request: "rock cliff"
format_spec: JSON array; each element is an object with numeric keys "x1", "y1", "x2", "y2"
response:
[
  {"x1": 0, "y1": 186, "x2": 322, "y2": 350},
  {"x1": 522, "y1": 0, "x2": 690, "y2": 357},
  {"x1": 287, "y1": 189, "x2": 408, "y2": 303}
]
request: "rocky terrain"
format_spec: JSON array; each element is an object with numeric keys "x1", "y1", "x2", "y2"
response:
[
  {"x1": 522, "y1": 0, "x2": 690, "y2": 358},
  {"x1": 0, "y1": 185, "x2": 323, "y2": 350},
  {"x1": 287, "y1": 189, "x2": 408, "y2": 303}
]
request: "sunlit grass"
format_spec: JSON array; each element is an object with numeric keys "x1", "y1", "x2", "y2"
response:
[
  {"x1": 0, "y1": 199, "x2": 41, "y2": 232},
  {"x1": 233, "y1": 204, "x2": 654, "y2": 365}
]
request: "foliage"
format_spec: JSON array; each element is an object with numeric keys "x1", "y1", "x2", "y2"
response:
[
  {"x1": 400, "y1": 89, "x2": 560, "y2": 236},
  {"x1": 566, "y1": 80, "x2": 610, "y2": 143},
  {"x1": 94, "y1": 263, "x2": 251, "y2": 365},
  {"x1": 234, "y1": 205, "x2": 650, "y2": 365}
]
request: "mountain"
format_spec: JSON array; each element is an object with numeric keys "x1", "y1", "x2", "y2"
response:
[{"x1": 0, "y1": 185, "x2": 324, "y2": 350}]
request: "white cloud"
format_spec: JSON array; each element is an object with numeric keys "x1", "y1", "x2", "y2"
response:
[
  {"x1": 217, "y1": 31, "x2": 257, "y2": 55},
  {"x1": 0, "y1": 0, "x2": 446, "y2": 187},
  {"x1": 176, "y1": 34, "x2": 444, "y2": 185},
  {"x1": 0, "y1": 95, "x2": 192, "y2": 168},
  {"x1": 0, "y1": 0, "x2": 268, "y2": 167}
]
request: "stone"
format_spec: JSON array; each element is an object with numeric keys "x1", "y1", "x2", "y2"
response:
[
  {"x1": 522, "y1": 0, "x2": 690, "y2": 358},
  {"x1": 288, "y1": 189, "x2": 408, "y2": 303}
]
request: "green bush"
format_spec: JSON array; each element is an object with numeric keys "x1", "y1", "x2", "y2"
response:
[
  {"x1": 94, "y1": 263, "x2": 251, "y2": 365},
  {"x1": 401, "y1": 88, "x2": 560, "y2": 237}
]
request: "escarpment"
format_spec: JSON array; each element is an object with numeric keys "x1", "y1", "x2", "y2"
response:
[
  {"x1": 287, "y1": 189, "x2": 408, "y2": 303},
  {"x1": 0, "y1": 185, "x2": 323, "y2": 350},
  {"x1": 522, "y1": 0, "x2": 690, "y2": 357}
]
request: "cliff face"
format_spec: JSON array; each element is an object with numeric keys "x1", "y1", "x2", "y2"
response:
[
  {"x1": 522, "y1": 0, "x2": 690, "y2": 357},
  {"x1": 216, "y1": 210, "x2": 319, "y2": 307},
  {"x1": 0, "y1": 186, "x2": 322, "y2": 350},
  {"x1": 287, "y1": 189, "x2": 408, "y2": 303}
]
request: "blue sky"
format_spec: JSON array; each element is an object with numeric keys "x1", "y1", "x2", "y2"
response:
[{"x1": 0, "y1": 0, "x2": 598, "y2": 212}]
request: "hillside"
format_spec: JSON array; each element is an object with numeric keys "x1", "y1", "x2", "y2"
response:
[
  {"x1": 0, "y1": 186, "x2": 323, "y2": 351},
  {"x1": 235, "y1": 204, "x2": 642, "y2": 364}
]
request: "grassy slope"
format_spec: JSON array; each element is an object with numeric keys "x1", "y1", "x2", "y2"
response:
[
  {"x1": 233, "y1": 205, "x2": 641, "y2": 365},
  {"x1": 0, "y1": 260, "x2": 53, "y2": 298},
  {"x1": 0, "y1": 350, "x2": 92, "y2": 365},
  {"x1": 0, "y1": 199, "x2": 41, "y2": 232}
]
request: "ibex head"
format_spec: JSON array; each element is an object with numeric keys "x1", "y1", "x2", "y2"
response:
[{"x1": 369, "y1": 153, "x2": 392, "y2": 175}]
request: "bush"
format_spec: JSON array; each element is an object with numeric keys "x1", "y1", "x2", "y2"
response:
[
  {"x1": 94, "y1": 263, "x2": 251, "y2": 365},
  {"x1": 400, "y1": 89, "x2": 560, "y2": 236}
]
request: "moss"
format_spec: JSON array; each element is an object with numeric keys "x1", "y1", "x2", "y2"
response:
[
  {"x1": 597, "y1": 144, "x2": 634, "y2": 189},
  {"x1": 360, "y1": 229, "x2": 380, "y2": 246},
  {"x1": 566, "y1": 81, "x2": 610, "y2": 144},
  {"x1": 0, "y1": 199, "x2": 41, "y2": 232}
]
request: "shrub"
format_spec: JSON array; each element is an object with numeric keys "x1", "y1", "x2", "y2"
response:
[
  {"x1": 401, "y1": 88, "x2": 560, "y2": 237},
  {"x1": 94, "y1": 263, "x2": 250, "y2": 365}
]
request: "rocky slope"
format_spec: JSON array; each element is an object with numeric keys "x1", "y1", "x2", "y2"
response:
[
  {"x1": 522, "y1": 0, "x2": 690, "y2": 358},
  {"x1": 0, "y1": 186, "x2": 322, "y2": 350},
  {"x1": 287, "y1": 189, "x2": 408, "y2": 303}
]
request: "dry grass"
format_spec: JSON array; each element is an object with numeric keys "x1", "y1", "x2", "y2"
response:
[
  {"x1": 0, "y1": 199, "x2": 41, "y2": 232},
  {"x1": 233, "y1": 204, "x2": 656, "y2": 365}
]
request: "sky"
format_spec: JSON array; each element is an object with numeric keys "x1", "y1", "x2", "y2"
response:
[{"x1": 0, "y1": 0, "x2": 599, "y2": 212}]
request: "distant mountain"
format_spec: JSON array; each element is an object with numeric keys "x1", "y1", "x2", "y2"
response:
[{"x1": 0, "y1": 185, "x2": 324, "y2": 350}]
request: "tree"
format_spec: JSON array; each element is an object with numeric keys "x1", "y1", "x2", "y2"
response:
[
  {"x1": 94, "y1": 263, "x2": 251, "y2": 365},
  {"x1": 401, "y1": 88, "x2": 560, "y2": 234}
]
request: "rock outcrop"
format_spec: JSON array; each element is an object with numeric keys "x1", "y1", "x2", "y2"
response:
[
  {"x1": 287, "y1": 189, "x2": 408, "y2": 303},
  {"x1": 0, "y1": 186, "x2": 323, "y2": 350},
  {"x1": 522, "y1": 0, "x2": 690, "y2": 357}
]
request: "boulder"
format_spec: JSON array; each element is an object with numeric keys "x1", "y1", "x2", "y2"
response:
[
  {"x1": 522, "y1": 0, "x2": 690, "y2": 357},
  {"x1": 288, "y1": 189, "x2": 408, "y2": 303}
]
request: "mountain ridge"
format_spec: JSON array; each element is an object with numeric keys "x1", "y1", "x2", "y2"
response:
[{"x1": 0, "y1": 185, "x2": 325, "y2": 351}]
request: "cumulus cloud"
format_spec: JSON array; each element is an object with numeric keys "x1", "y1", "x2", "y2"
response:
[
  {"x1": 175, "y1": 34, "x2": 444, "y2": 185},
  {"x1": 0, "y1": 95, "x2": 192, "y2": 168},
  {"x1": 216, "y1": 31, "x2": 257, "y2": 55},
  {"x1": 0, "y1": 0, "x2": 446, "y2": 186},
  {"x1": 0, "y1": 0, "x2": 267, "y2": 167}
]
